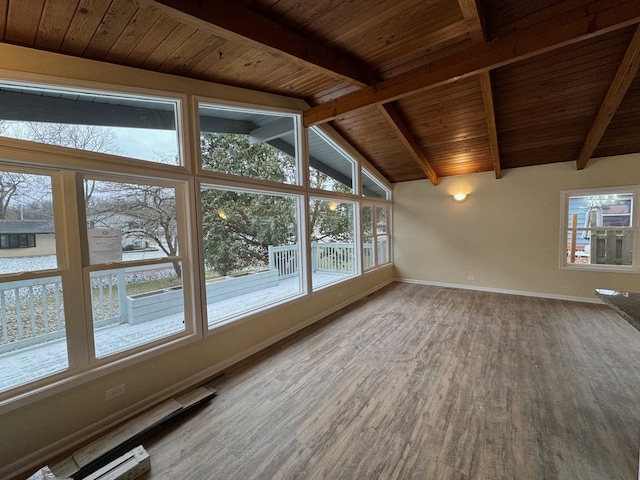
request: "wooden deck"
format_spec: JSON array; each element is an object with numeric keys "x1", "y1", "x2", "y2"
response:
[{"x1": 132, "y1": 282, "x2": 640, "y2": 479}]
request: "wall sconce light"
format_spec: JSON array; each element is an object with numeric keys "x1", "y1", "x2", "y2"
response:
[
  {"x1": 328, "y1": 201, "x2": 339, "y2": 211},
  {"x1": 217, "y1": 209, "x2": 227, "y2": 219},
  {"x1": 452, "y1": 193, "x2": 468, "y2": 202}
]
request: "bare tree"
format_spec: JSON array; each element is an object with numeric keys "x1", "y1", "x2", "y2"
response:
[
  {"x1": 17, "y1": 122, "x2": 122, "y2": 155},
  {"x1": 87, "y1": 182, "x2": 181, "y2": 277},
  {"x1": 0, "y1": 172, "x2": 27, "y2": 220}
]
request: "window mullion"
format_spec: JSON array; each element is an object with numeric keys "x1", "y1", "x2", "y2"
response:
[{"x1": 57, "y1": 170, "x2": 91, "y2": 371}]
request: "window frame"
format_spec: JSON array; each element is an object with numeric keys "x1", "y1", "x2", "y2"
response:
[
  {"x1": 0, "y1": 75, "x2": 393, "y2": 410},
  {"x1": 198, "y1": 181, "x2": 308, "y2": 331},
  {"x1": 559, "y1": 186, "x2": 639, "y2": 272},
  {"x1": 362, "y1": 202, "x2": 391, "y2": 272},
  {"x1": 0, "y1": 80, "x2": 186, "y2": 168},
  {"x1": 196, "y1": 98, "x2": 303, "y2": 187}
]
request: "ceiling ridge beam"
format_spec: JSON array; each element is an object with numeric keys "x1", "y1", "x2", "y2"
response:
[
  {"x1": 378, "y1": 104, "x2": 439, "y2": 186},
  {"x1": 576, "y1": 24, "x2": 640, "y2": 170},
  {"x1": 303, "y1": 0, "x2": 640, "y2": 127},
  {"x1": 145, "y1": 0, "x2": 375, "y2": 86}
]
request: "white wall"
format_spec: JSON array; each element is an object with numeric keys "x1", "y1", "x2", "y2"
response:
[{"x1": 393, "y1": 154, "x2": 640, "y2": 300}]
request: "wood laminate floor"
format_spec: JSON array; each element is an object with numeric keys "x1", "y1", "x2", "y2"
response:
[{"x1": 141, "y1": 283, "x2": 640, "y2": 479}]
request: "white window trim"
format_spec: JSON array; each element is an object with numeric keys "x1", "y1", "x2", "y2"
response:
[{"x1": 559, "y1": 185, "x2": 639, "y2": 273}]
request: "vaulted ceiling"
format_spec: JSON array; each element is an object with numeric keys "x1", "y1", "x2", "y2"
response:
[{"x1": 1, "y1": 0, "x2": 639, "y2": 185}]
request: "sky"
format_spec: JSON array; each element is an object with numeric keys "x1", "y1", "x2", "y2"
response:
[{"x1": 111, "y1": 127, "x2": 179, "y2": 164}]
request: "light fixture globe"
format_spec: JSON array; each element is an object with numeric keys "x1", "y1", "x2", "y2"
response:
[{"x1": 452, "y1": 193, "x2": 467, "y2": 202}]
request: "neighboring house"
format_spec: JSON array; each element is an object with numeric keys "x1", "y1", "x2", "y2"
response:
[{"x1": 0, "y1": 220, "x2": 55, "y2": 257}]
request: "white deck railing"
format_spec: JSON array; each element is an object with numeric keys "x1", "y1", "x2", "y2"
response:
[
  {"x1": 0, "y1": 276, "x2": 65, "y2": 354},
  {"x1": 2, "y1": 243, "x2": 360, "y2": 354},
  {"x1": 269, "y1": 242, "x2": 361, "y2": 275},
  {"x1": 268, "y1": 245, "x2": 299, "y2": 278},
  {"x1": 0, "y1": 270, "x2": 126, "y2": 354}
]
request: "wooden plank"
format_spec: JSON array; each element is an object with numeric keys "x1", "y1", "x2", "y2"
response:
[
  {"x1": 140, "y1": 0, "x2": 374, "y2": 86},
  {"x1": 576, "y1": 24, "x2": 640, "y2": 169},
  {"x1": 34, "y1": 0, "x2": 81, "y2": 50},
  {"x1": 83, "y1": 0, "x2": 139, "y2": 60},
  {"x1": 122, "y1": 14, "x2": 179, "y2": 65},
  {"x1": 72, "y1": 398, "x2": 183, "y2": 468},
  {"x1": 141, "y1": 22, "x2": 196, "y2": 70},
  {"x1": 378, "y1": 104, "x2": 439, "y2": 185},
  {"x1": 175, "y1": 386, "x2": 218, "y2": 408},
  {"x1": 303, "y1": 0, "x2": 640, "y2": 126},
  {"x1": 0, "y1": 0, "x2": 7, "y2": 41},
  {"x1": 60, "y1": 0, "x2": 112, "y2": 56},
  {"x1": 5, "y1": 0, "x2": 45, "y2": 45},
  {"x1": 104, "y1": 7, "x2": 162, "y2": 63},
  {"x1": 50, "y1": 387, "x2": 216, "y2": 478}
]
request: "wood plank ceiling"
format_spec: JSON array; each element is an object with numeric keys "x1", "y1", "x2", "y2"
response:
[{"x1": 0, "y1": 0, "x2": 639, "y2": 185}]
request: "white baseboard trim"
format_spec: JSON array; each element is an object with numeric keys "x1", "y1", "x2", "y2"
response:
[
  {"x1": 395, "y1": 278, "x2": 603, "y2": 304},
  {"x1": 5, "y1": 278, "x2": 393, "y2": 480}
]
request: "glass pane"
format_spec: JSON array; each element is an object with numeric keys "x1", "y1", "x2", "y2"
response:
[
  {"x1": 310, "y1": 199, "x2": 356, "y2": 289},
  {"x1": 199, "y1": 105, "x2": 298, "y2": 184},
  {"x1": 376, "y1": 206, "x2": 387, "y2": 234},
  {"x1": 0, "y1": 171, "x2": 57, "y2": 273},
  {"x1": 92, "y1": 263, "x2": 185, "y2": 358},
  {"x1": 0, "y1": 275, "x2": 68, "y2": 392},
  {"x1": 362, "y1": 168, "x2": 390, "y2": 199},
  {"x1": 308, "y1": 127, "x2": 355, "y2": 193},
  {"x1": 0, "y1": 82, "x2": 180, "y2": 164},
  {"x1": 378, "y1": 235, "x2": 389, "y2": 265},
  {"x1": 201, "y1": 187, "x2": 303, "y2": 326},
  {"x1": 84, "y1": 180, "x2": 178, "y2": 264},
  {"x1": 362, "y1": 205, "x2": 373, "y2": 236},
  {"x1": 363, "y1": 236, "x2": 375, "y2": 270}
]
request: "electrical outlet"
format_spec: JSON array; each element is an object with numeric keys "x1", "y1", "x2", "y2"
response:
[
  {"x1": 467, "y1": 275, "x2": 476, "y2": 281},
  {"x1": 105, "y1": 384, "x2": 126, "y2": 401}
]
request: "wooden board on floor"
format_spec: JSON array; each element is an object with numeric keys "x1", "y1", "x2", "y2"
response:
[{"x1": 51, "y1": 386, "x2": 216, "y2": 477}]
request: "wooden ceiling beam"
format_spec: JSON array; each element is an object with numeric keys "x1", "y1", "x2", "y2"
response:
[
  {"x1": 146, "y1": 0, "x2": 374, "y2": 86},
  {"x1": 576, "y1": 24, "x2": 640, "y2": 170},
  {"x1": 458, "y1": 0, "x2": 502, "y2": 179},
  {"x1": 304, "y1": 0, "x2": 640, "y2": 127},
  {"x1": 379, "y1": 104, "x2": 439, "y2": 186},
  {"x1": 478, "y1": 71, "x2": 502, "y2": 179}
]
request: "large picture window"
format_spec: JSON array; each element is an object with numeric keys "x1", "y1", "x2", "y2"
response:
[
  {"x1": 561, "y1": 187, "x2": 638, "y2": 271},
  {"x1": 200, "y1": 186, "x2": 304, "y2": 327}
]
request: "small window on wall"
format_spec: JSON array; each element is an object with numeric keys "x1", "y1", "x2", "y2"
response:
[
  {"x1": 309, "y1": 198, "x2": 357, "y2": 289},
  {"x1": 0, "y1": 82, "x2": 181, "y2": 165},
  {"x1": 82, "y1": 177, "x2": 188, "y2": 359},
  {"x1": 362, "y1": 204, "x2": 390, "y2": 271},
  {"x1": 199, "y1": 104, "x2": 299, "y2": 185},
  {"x1": 562, "y1": 187, "x2": 638, "y2": 271},
  {"x1": 308, "y1": 127, "x2": 355, "y2": 193}
]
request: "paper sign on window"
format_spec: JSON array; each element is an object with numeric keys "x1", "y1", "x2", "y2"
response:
[{"x1": 88, "y1": 229, "x2": 123, "y2": 264}]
